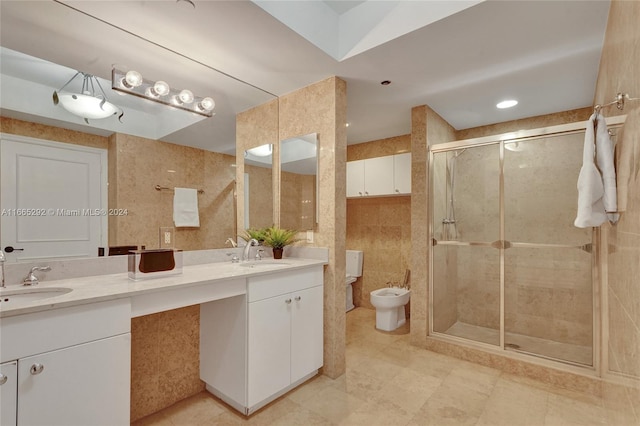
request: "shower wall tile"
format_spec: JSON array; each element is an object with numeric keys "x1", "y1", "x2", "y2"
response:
[
  {"x1": 595, "y1": 1, "x2": 640, "y2": 409},
  {"x1": 455, "y1": 107, "x2": 592, "y2": 140}
]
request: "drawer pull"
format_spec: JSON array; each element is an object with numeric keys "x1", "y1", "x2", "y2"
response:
[
  {"x1": 295, "y1": 296, "x2": 301, "y2": 301},
  {"x1": 30, "y1": 363, "x2": 44, "y2": 375},
  {"x1": 0, "y1": 374, "x2": 7, "y2": 385},
  {"x1": 285, "y1": 298, "x2": 292, "y2": 304}
]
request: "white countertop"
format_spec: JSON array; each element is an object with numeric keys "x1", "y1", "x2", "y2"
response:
[{"x1": 0, "y1": 258, "x2": 327, "y2": 318}]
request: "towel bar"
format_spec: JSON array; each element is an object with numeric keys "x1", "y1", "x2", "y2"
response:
[{"x1": 155, "y1": 185, "x2": 204, "y2": 194}]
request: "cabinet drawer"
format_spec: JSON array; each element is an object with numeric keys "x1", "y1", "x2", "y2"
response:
[
  {"x1": 247, "y1": 266, "x2": 323, "y2": 302},
  {"x1": 0, "y1": 299, "x2": 131, "y2": 363}
]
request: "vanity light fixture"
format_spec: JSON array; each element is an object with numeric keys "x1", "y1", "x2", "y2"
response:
[
  {"x1": 246, "y1": 144, "x2": 272, "y2": 157},
  {"x1": 112, "y1": 68, "x2": 215, "y2": 117},
  {"x1": 52, "y1": 71, "x2": 122, "y2": 124},
  {"x1": 496, "y1": 99, "x2": 518, "y2": 109}
]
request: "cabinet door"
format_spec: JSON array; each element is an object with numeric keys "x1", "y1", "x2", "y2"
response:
[
  {"x1": 247, "y1": 294, "x2": 291, "y2": 407},
  {"x1": 346, "y1": 160, "x2": 365, "y2": 197},
  {"x1": 291, "y1": 286, "x2": 324, "y2": 383},
  {"x1": 1, "y1": 361, "x2": 17, "y2": 426},
  {"x1": 17, "y1": 334, "x2": 130, "y2": 426},
  {"x1": 393, "y1": 153, "x2": 411, "y2": 194},
  {"x1": 364, "y1": 156, "x2": 395, "y2": 196}
]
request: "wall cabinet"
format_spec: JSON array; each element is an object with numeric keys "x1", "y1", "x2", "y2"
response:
[
  {"x1": 0, "y1": 299, "x2": 131, "y2": 425},
  {"x1": 347, "y1": 153, "x2": 411, "y2": 197},
  {"x1": 201, "y1": 265, "x2": 324, "y2": 415}
]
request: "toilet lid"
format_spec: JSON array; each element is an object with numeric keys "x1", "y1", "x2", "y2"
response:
[{"x1": 346, "y1": 275, "x2": 357, "y2": 285}]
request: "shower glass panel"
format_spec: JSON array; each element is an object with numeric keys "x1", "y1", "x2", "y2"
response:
[
  {"x1": 432, "y1": 145, "x2": 500, "y2": 346},
  {"x1": 503, "y1": 133, "x2": 593, "y2": 365}
]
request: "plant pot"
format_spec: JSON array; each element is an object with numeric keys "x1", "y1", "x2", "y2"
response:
[{"x1": 272, "y1": 248, "x2": 283, "y2": 259}]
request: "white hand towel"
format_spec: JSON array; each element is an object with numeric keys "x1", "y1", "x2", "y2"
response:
[
  {"x1": 594, "y1": 113, "x2": 618, "y2": 223},
  {"x1": 575, "y1": 114, "x2": 607, "y2": 228},
  {"x1": 173, "y1": 188, "x2": 200, "y2": 227}
]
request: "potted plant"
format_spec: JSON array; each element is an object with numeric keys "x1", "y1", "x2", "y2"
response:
[
  {"x1": 241, "y1": 227, "x2": 267, "y2": 244},
  {"x1": 261, "y1": 226, "x2": 299, "y2": 259}
]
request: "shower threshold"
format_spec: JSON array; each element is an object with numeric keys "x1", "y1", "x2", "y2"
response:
[{"x1": 443, "y1": 321, "x2": 593, "y2": 366}]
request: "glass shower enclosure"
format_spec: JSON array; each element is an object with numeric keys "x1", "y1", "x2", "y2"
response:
[{"x1": 430, "y1": 124, "x2": 603, "y2": 367}]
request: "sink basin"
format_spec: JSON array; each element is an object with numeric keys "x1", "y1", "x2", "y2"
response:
[
  {"x1": 0, "y1": 287, "x2": 72, "y2": 306},
  {"x1": 238, "y1": 261, "x2": 292, "y2": 269}
]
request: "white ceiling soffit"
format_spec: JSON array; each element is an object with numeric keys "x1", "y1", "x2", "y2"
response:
[{"x1": 252, "y1": 0, "x2": 483, "y2": 61}]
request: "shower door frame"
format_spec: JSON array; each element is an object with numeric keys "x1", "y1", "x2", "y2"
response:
[{"x1": 427, "y1": 116, "x2": 626, "y2": 374}]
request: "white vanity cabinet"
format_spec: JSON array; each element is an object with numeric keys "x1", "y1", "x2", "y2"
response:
[
  {"x1": 0, "y1": 361, "x2": 17, "y2": 426},
  {"x1": 201, "y1": 265, "x2": 324, "y2": 415},
  {"x1": 0, "y1": 299, "x2": 131, "y2": 425},
  {"x1": 347, "y1": 153, "x2": 411, "y2": 197}
]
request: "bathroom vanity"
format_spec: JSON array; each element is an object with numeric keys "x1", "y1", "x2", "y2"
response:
[{"x1": 0, "y1": 257, "x2": 326, "y2": 424}]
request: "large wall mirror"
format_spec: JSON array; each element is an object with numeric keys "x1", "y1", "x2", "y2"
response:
[
  {"x1": 0, "y1": 1, "x2": 276, "y2": 261},
  {"x1": 243, "y1": 144, "x2": 274, "y2": 230},
  {"x1": 280, "y1": 133, "x2": 318, "y2": 231}
]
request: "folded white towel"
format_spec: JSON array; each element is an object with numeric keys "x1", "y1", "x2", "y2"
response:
[
  {"x1": 173, "y1": 188, "x2": 200, "y2": 227},
  {"x1": 575, "y1": 114, "x2": 607, "y2": 228}
]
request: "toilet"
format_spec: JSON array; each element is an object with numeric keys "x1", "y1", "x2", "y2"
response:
[
  {"x1": 370, "y1": 287, "x2": 410, "y2": 331},
  {"x1": 345, "y1": 250, "x2": 363, "y2": 312}
]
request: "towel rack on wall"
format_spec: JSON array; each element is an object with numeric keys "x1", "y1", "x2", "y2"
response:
[
  {"x1": 155, "y1": 185, "x2": 204, "y2": 194},
  {"x1": 594, "y1": 92, "x2": 639, "y2": 114}
]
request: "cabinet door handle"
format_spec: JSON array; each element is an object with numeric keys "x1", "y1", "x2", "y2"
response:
[
  {"x1": 30, "y1": 363, "x2": 44, "y2": 375},
  {"x1": 365, "y1": 191, "x2": 369, "y2": 195},
  {"x1": 358, "y1": 191, "x2": 363, "y2": 196},
  {"x1": 285, "y1": 298, "x2": 292, "y2": 304},
  {"x1": 295, "y1": 296, "x2": 301, "y2": 301},
  {"x1": 0, "y1": 373, "x2": 7, "y2": 385}
]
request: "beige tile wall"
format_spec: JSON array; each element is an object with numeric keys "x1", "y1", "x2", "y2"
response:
[
  {"x1": 280, "y1": 171, "x2": 316, "y2": 231},
  {"x1": 593, "y1": 0, "x2": 640, "y2": 418},
  {"x1": 108, "y1": 133, "x2": 236, "y2": 251},
  {"x1": 245, "y1": 163, "x2": 274, "y2": 230}
]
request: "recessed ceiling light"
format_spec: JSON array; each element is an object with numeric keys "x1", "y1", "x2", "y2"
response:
[
  {"x1": 346, "y1": 122, "x2": 350, "y2": 127},
  {"x1": 497, "y1": 100, "x2": 518, "y2": 109},
  {"x1": 380, "y1": 80, "x2": 391, "y2": 86}
]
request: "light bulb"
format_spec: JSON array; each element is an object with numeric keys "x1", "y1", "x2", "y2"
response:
[
  {"x1": 122, "y1": 70, "x2": 143, "y2": 88},
  {"x1": 147, "y1": 80, "x2": 170, "y2": 98},
  {"x1": 198, "y1": 97, "x2": 215, "y2": 112},
  {"x1": 177, "y1": 89, "x2": 194, "y2": 104}
]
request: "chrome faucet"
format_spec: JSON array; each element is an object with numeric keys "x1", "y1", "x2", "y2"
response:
[
  {"x1": 22, "y1": 266, "x2": 51, "y2": 286},
  {"x1": 242, "y1": 238, "x2": 259, "y2": 262},
  {"x1": 0, "y1": 249, "x2": 5, "y2": 288}
]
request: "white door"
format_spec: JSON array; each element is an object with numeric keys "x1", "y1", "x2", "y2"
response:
[
  {"x1": 0, "y1": 361, "x2": 17, "y2": 426},
  {"x1": 290, "y1": 285, "x2": 324, "y2": 383},
  {"x1": 17, "y1": 334, "x2": 130, "y2": 426},
  {"x1": 0, "y1": 135, "x2": 107, "y2": 261},
  {"x1": 247, "y1": 294, "x2": 291, "y2": 407}
]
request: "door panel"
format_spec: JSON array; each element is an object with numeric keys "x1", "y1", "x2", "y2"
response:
[
  {"x1": 291, "y1": 286, "x2": 323, "y2": 383},
  {"x1": 1, "y1": 137, "x2": 106, "y2": 260}
]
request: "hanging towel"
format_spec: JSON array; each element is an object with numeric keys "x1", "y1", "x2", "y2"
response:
[
  {"x1": 173, "y1": 188, "x2": 200, "y2": 227},
  {"x1": 616, "y1": 107, "x2": 640, "y2": 212},
  {"x1": 594, "y1": 113, "x2": 618, "y2": 223},
  {"x1": 575, "y1": 113, "x2": 608, "y2": 228}
]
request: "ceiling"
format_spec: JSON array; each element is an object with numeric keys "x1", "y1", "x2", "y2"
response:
[{"x1": 0, "y1": 0, "x2": 611, "y2": 154}]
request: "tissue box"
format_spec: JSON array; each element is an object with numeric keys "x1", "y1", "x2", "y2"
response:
[{"x1": 128, "y1": 249, "x2": 182, "y2": 280}]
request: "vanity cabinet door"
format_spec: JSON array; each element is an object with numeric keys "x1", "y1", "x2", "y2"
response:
[
  {"x1": 247, "y1": 294, "x2": 292, "y2": 407},
  {"x1": 17, "y1": 334, "x2": 130, "y2": 426},
  {"x1": 0, "y1": 361, "x2": 17, "y2": 426},
  {"x1": 290, "y1": 285, "x2": 324, "y2": 383}
]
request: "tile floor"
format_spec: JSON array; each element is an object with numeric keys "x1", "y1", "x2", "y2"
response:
[{"x1": 132, "y1": 308, "x2": 626, "y2": 425}]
